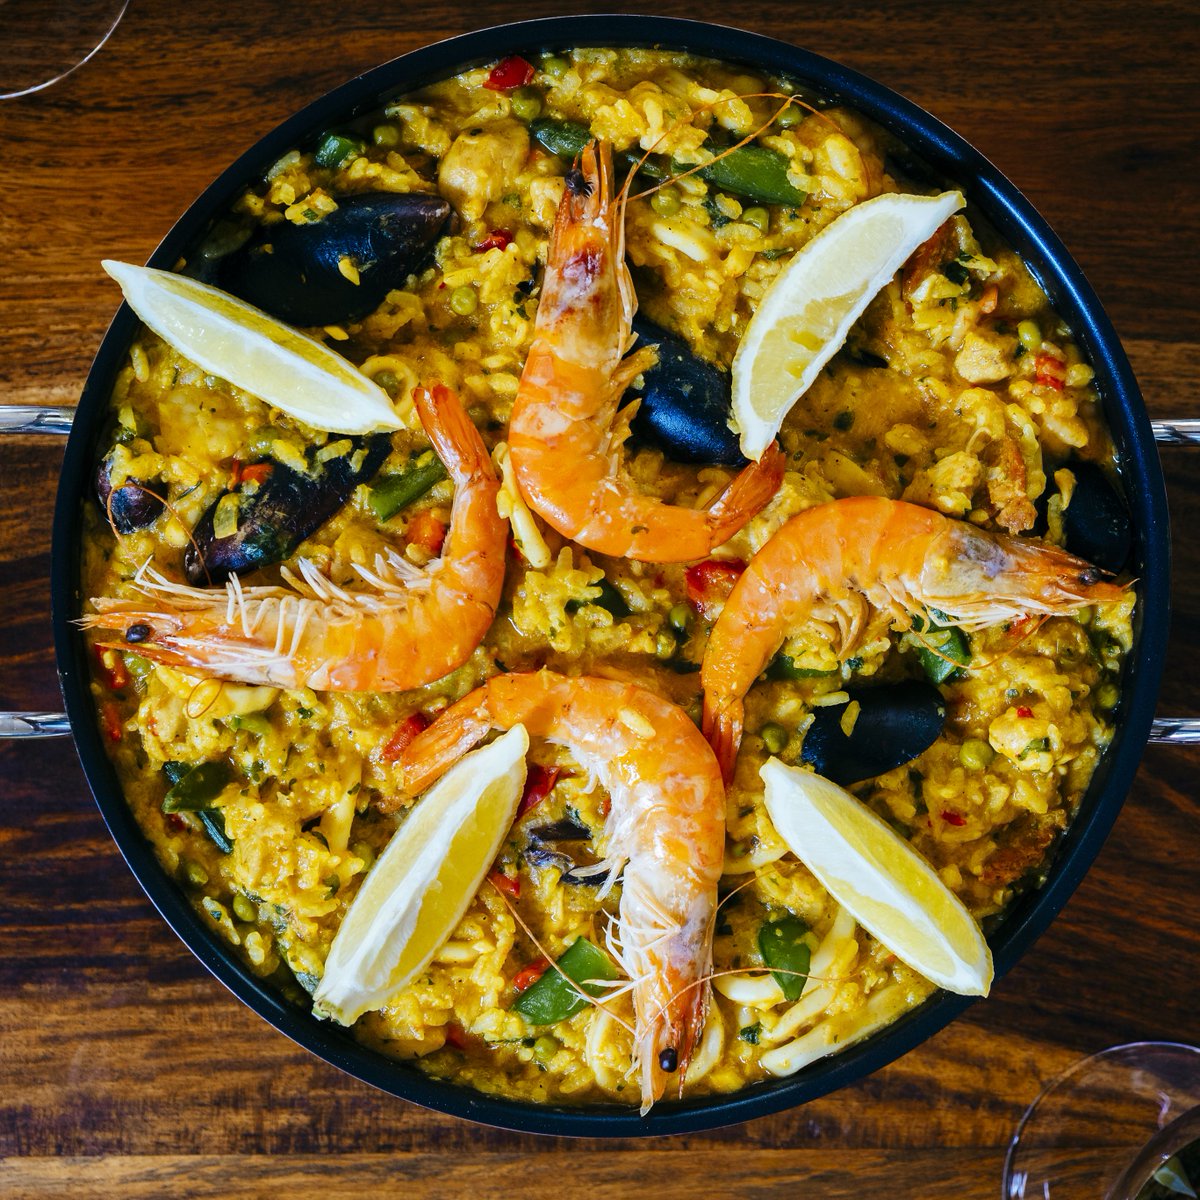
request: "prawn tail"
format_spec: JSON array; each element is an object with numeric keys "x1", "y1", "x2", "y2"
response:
[
  {"x1": 393, "y1": 692, "x2": 496, "y2": 801},
  {"x1": 413, "y1": 383, "x2": 492, "y2": 483},
  {"x1": 702, "y1": 694, "x2": 743, "y2": 785},
  {"x1": 704, "y1": 442, "x2": 786, "y2": 545}
]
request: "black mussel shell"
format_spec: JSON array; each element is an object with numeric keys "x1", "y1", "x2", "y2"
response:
[
  {"x1": 1060, "y1": 461, "x2": 1132, "y2": 574},
  {"x1": 95, "y1": 455, "x2": 164, "y2": 533},
  {"x1": 625, "y1": 315, "x2": 747, "y2": 465},
  {"x1": 527, "y1": 817, "x2": 592, "y2": 843},
  {"x1": 800, "y1": 680, "x2": 946, "y2": 786},
  {"x1": 185, "y1": 433, "x2": 391, "y2": 585},
  {"x1": 217, "y1": 192, "x2": 451, "y2": 327}
]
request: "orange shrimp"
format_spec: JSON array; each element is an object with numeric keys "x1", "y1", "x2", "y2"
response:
[
  {"x1": 82, "y1": 384, "x2": 507, "y2": 692},
  {"x1": 392, "y1": 670, "x2": 726, "y2": 1114},
  {"x1": 509, "y1": 140, "x2": 785, "y2": 561},
  {"x1": 701, "y1": 496, "x2": 1129, "y2": 781}
]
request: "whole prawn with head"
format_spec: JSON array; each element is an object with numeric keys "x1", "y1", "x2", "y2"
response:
[
  {"x1": 391, "y1": 670, "x2": 726, "y2": 1114},
  {"x1": 701, "y1": 496, "x2": 1130, "y2": 781},
  {"x1": 83, "y1": 384, "x2": 507, "y2": 692},
  {"x1": 509, "y1": 140, "x2": 785, "y2": 562}
]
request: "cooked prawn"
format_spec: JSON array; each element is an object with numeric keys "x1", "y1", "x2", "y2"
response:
[
  {"x1": 509, "y1": 140, "x2": 785, "y2": 562},
  {"x1": 701, "y1": 496, "x2": 1128, "y2": 780},
  {"x1": 82, "y1": 384, "x2": 507, "y2": 692},
  {"x1": 391, "y1": 670, "x2": 726, "y2": 1114}
]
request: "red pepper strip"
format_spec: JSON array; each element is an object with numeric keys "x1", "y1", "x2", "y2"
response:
[
  {"x1": 475, "y1": 229, "x2": 514, "y2": 253},
  {"x1": 1016, "y1": 705, "x2": 1034, "y2": 719},
  {"x1": 483, "y1": 55, "x2": 534, "y2": 91},
  {"x1": 685, "y1": 558, "x2": 747, "y2": 622},
  {"x1": 1035, "y1": 353, "x2": 1066, "y2": 391},
  {"x1": 407, "y1": 510, "x2": 447, "y2": 556},
  {"x1": 239, "y1": 462, "x2": 274, "y2": 487},
  {"x1": 941, "y1": 810, "x2": 967, "y2": 827},
  {"x1": 229, "y1": 458, "x2": 243, "y2": 488},
  {"x1": 443, "y1": 1024, "x2": 469, "y2": 1050},
  {"x1": 517, "y1": 763, "x2": 562, "y2": 818},
  {"x1": 512, "y1": 957, "x2": 550, "y2": 993},
  {"x1": 489, "y1": 868, "x2": 520, "y2": 900},
  {"x1": 94, "y1": 644, "x2": 130, "y2": 691},
  {"x1": 100, "y1": 701, "x2": 123, "y2": 743},
  {"x1": 380, "y1": 712, "x2": 431, "y2": 762},
  {"x1": 901, "y1": 220, "x2": 954, "y2": 304},
  {"x1": 979, "y1": 284, "x2": 999, "y2": 314}
]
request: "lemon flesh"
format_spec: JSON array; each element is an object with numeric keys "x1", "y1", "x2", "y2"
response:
[
  {"x1": 761, "y1": 757, "x2": 992, "y2": 996},
  {"x1": 731, "y1": 190, "x2": 965, "y2": 460},
  {"x1": 103, "y1": 260, "x2": 404, "y2": 435},
  {"x1": 314, "y1": 725, "x2": 529, "y2": 1025}
]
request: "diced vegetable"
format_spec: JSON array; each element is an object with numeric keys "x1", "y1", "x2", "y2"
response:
[
  {"x1": 766, "y1": 654, "x2": 835, "y2": 680},
  {"x1": 510, "y1": 86, "x2": 543, "y2": 122},
  {"x1": 198, "y1": 809, "x2": 234, "y2": 854},
  {"x1": 696, "y1": 145, "x2": 807, "y2": 207},
  {"x1": 368, "y1": 458, "x2": 447, "y2": 522},
  {"x1": 380, "y1": 712, "x2": 431, "y2": 762},
  {"x1": 910, "y1": 613, "x2": 970, "y2": 684},
  {"x1": 511, "y1": 936, "x2": 619, "y2": 1024},
  {"x1": 761, "y1": 722, "x2": 789, "y2": 755},
  {"x1": 529, "y1": 117, "x2": 590, "y2": 159},
  {"x1": 512, "y1": 956, "x2": 550, "y2": 993},
  {"x1": 516, "y1": 763, "x2": 563, "y2": 818},
  {"x1": 162, "y1": 761, "x2": 233, "y2": 812},
  {"x1": 685, "y1": 558, "x2": 746, "y2": 621},
  {"x1": 758, "y1": 914, "x2": 811, "y2": 1001},
  {"x1": 314, "y1": 132, "x2": 365, "y2": 170},
  {"x1": 489, "y1": 868, "x2": 520, "y2": 899},
  {"x1": 483, "y1": 55, "x2": 535, "y2": 91},
  {"x1": 567, "y1": 577, "x2": 630, "y2": 618}
]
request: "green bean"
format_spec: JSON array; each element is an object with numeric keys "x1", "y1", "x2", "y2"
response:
[
  {"x1": 910, "y1": 614, "x2": 971, "y2": 684},
  {"x1": 198, "y1": 809, "x2": 233, "y2": 854},
  {"x1": 368, "y1": 458, "x2": 447, "y2": 522},
  {"x1": 529, "y1": 117, "x2": 591, "y2": 159},
  {"x1": 766, "y1": 654, "x2": 835, "y2": 680},
  {"x1": 696, "y1": 145, "x2": 806, "y2": 207},
  {"x1": 314, "y1": 132, "x2": 364, "y2": 170},
  {"x1": 163, "y1": 761, "x2": 232, "y2": 812}
]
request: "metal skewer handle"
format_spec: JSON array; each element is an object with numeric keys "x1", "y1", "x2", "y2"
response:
[{"x1": 0, "y1": 405, "x2": 76, "y2": 435}]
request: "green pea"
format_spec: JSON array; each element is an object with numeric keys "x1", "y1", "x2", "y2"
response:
[
  {"x1": 373, "y1": 369, "x2": 400, "y2": 395},
  {"x1": 668, "y1": 603, "x2": 692, "y2": 634},
  {"x1": 182, "y1": 858, "x2": 209, "y2": 888},
  {"x1": 232, "y1": 893, "x2": 257, "y2": 923},
  {"x1": 959, "y1": 738, "x2": 995, "y2": 771},
  {"x1": 655, "y1": 631, "x2": 676, "y2": 661},
  {"x1": 1074, "y1": 606, "x2": 1093, "y2": 626},
  {"x1": 775, "y1": 102, "x2": 804, "y2": 128},
  {"x1": 761, "y1": 722, "x2": 788, "y2": 755},
  {"x1": 541, "y1": 54, "x2": 569, "y2": 76},
  {"x1": 1096, "y1": 682, "x2": 1120, "y2": 710},
  {"x1": 742, "y1": 206, "x2": 770, "y2": 233},
  {"x1": 372, "y1": 124, "x2": 400, "y2": 148},
  {"x1": 351, "y1": 841, "x2": 376, "y2": 871},
  {"x1": 1017, "y1": 320, "x2": 1042, "y2": 351},
  {"x1": 511, "y1": 87, "x2": 544, "y2": 122},
  {"x1": 650, "y1": 187, "x2": 682, "y2": 217},
  {"x1": 532, "y1": 1035, "x2": 558, "y2": 1063},
  {"x1": 449, "y1": 285, "x2": 478, "y2": 316},
  {"x1": 246, "y1": 425, "x2": 278, "y2": 458}
]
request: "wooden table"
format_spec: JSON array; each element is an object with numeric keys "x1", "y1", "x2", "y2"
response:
[{"x1": 2, "y1": 1, "x2": 1197, "y2": 1195}]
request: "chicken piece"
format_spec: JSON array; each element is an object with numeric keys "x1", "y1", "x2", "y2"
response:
[
  {"x1": 438, "y1": 120, "x2": 530, "y2": 221},
  {"x1": 955, "y1": 330, "x2": 1017, "y2": 384}
]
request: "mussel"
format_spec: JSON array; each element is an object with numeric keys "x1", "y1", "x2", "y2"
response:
[
  {"x1": 799, "y1": 680, "x2": 946, "y2": 786},
  {"x1": 217, "y1": 192, "x2": 451, "y2": 327},
  {"x1": 1059, "y1": 460, "x2": 1132, "y2": 574},
  {"x1": 95, "y1": 454, "x2": 164, "y2": 533},
  {"x1": 625, "y1": 316, "x2": 747, "y2": 466},
  {"x1": 523, "y1": 815, "x2": 599, "y2": 885},
  {"x1": 185, "y1": 433, "x2": 391, "y2": 585}
]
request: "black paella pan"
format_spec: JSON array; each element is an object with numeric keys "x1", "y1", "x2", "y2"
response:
[{"x1": 1, "y1": 15, "x2": 1193, "y2": 1137}]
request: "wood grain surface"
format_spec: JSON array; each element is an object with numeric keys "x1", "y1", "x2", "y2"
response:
[{"x1": 2, "y1": 2, "x2": 1197, "y2": 1197}]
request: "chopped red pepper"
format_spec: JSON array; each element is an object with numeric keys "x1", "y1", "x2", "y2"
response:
[
  {"x1": 380, "y1": 712, "x2": 431, "y2": 762},
  {"x1": 1016, "y1": 705, "x2": 1034, "y2": 719},
  {"x1": 166, "y1": 813, "x2": 189, "y2": 833},
  {"x1": 229, "y1": 458, "x2": 243, "y2": 488},
  {"x1": 94, "y1": 644, "x2": 130, "y2": 691},
  {"x1": 1034, "y1": 352, "x2": 1066, "y2": 391},
  {"x1": 406, "y1": 510, "x2": 447, "y2": 556},
  {"x1": 512, "y1": 956, "x2": 550, "y2": 993},
  {"x1": 517, "y1": 763, "x2": 562, "y2": 818},
  {"x1": 489, "y1": 868, "x2": 520, "y2": 899},
  {"x1": 443, "y1": 1024, "x2": 470, "y2": 1050},
  {"x1": 239, "y1": 462, "x2": 274, "y2": 487},
  {"x1": 901, "y1": 219, "x2": 954, "y2": 304},
  {"x1": 979, "y1": 284, "x2": 999, "y2": 314},
  {"x1": 100, "y1": 701, "x2": 123, "y2": 743},
  {"x1": 483, "y1": 55, "x2": 535, "y2": 91},
  {"x1": 685, "y1": 558, "x2": 747, "y2": 621},
  {"x1": 475, "y1": 228, "x2": 514, "y2": 253},
  {"x1": 941, "y1": 810, "x2": 967, "y2": 827}
]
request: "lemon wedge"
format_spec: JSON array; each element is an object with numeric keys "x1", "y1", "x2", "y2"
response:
[
  {"x1": 103, "y1": 261, "x2": 404, "y2": 435},
  {"x1": 761, "y1": 757, "x2": 992, "y2": 996},
  {"x1": 313, "y1": 725, "x2": 529, "y2": 1025},
  {"x1": 731, "y1": 190, "x2": 965, "y2": 460}
]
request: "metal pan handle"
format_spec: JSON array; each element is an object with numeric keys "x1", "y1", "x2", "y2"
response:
[{"x1": 1, "y1": 410, "x2": 1198, "y2": 740}]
